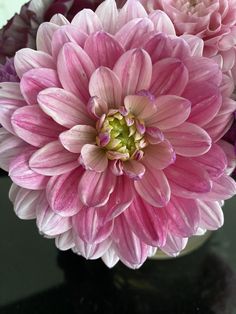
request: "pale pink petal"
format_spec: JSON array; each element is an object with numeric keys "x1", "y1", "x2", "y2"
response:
[
  {"x1": 52, "y1": 25, "x2": 88, "y2": 59},
  {"x1": 29, "y1": 141, "x2": 78, "y2": 176},
  {"x1": 20, "y1": 68, "x2": 60, "y2": 105},
  {"x1": 124, "y1": 95, "x2": 157, "y2": 121},
  {"x1": 123, "y1": 159, "x2": 146, "y2": 179},
  {"x1": 36, "y1": 22, "x2": 59, "y2": 54},
  {"x1": 13, "y1": 188, "x2": 43, "y2": 220},
  {"x1": 73, "y1": 237, "x2": 111, "y2": 259},
  {"x1": 115, "y1": 18, "x2": 154, "y2": 50},
  {"x1": 0, "y1": 129, "x2": 26, "y2": 171},
  {"x1": 15, "y1": 48, "x2": 55, "y2": 78},
  {"x1": 180, "y1": 35, "x2": 204, "y2": 57},
  {"x1": 78, "y1": 168, "x2": 116, "y2": 207},
  {"x1": 46, "y1": 168, "x2": 84, "y2": 217},
  {"x1": 218, "y1": 140, "x2": 236, "y2": 175},
  {"x1": 84, "y1": 31, "x2": 124, "y2": 68},
  {"x1": 11, "y1": 106, "x2": 64, "y2": 147},
  {"x1": 38, "y1": 87, "x2": 92, "y2": 128},
  {"x1": 117, "y1": 0, "x2": 147, "y2": 29},
  {"x1": 145, "y1": 95, "x2": 191, "y2": 130},
  {"x1": 164, "y1": 122, "x2": 212, "y2": 157},
  {"x1": 50, "y1": 13, "x2": 70, "y2": 26},
  {"x1": 192, "y1": 144, "x2": 227, "y2": 180},
  {"x1": 55, "y1": 230, "x2": 75, "y2": 251},
  {"x1": 101, "y1": 246, "x2": 119, "y2": 268},
  {"x1": 95, "y1": 0, "x2": 118, "y2": 34},
  {"x1": 143, "y1": 140, "x2": 175, "y2": 170},
  {"x1": 113, "y1": 49, "x2": 152, "y2": 96},
  {"x1": 124, "y1": 194, "x2": 167, "y2": 246},
  {"x1": 149, "y1": 10, "x2": 176, "y2": 35},
  {"x1": 166, "y1": 196, "x2": 200, "y2": 237},
  {"x1": 143, "y1": 33, "x2": 172, "y2": 64},
  {"x1": 165, "y1": 157, "x2": 212, "y2": 198},
  {"x1": 161, "y1": 233, "x2": 188, "y2": 257},
  {"x1": 197, "y1": 200, "x2": 224, "y2": 230},
  {"x1": 81, "y1": 144, "x2": 108, "y2": 172},
  {"x1": 112, "y1": 214, "x2": 149, "y2": 269},
  {"x1": 71, "y1": 9, "x2": 103, "y2": 34},
  {"x1": 73, "y1": 207, "x2": 114, "y2": 244},
  {"x1": 134, "y1": 164, "x2": 170, "y2": 207},
  {"x1": 9, "y1": 149, "x2": 49, "y2": 190},
  {"x1": 170, "y1": 37, "x2": 191, "y2": 60},
  {"x1": 89, "y1": 67, "x2": 122, "y2": 108},
  {"x1": 57, "y1": 42, "x2": 95, "y2": 103},
  {"x1": 87, "y1": 96, "x2": 108, "y2": 118},
  {"x1": 36, "y1": 196, "x2": 71, "y2": 237},
  {"x1": 0, "y1": 83, "x2": 26, "y2": 134},
  {"x1": 150, "y1": 58, "x2": 189, "y2": 96},
  {"x1": 60, "y1": 125, "x2": 96, "y2": 153}
]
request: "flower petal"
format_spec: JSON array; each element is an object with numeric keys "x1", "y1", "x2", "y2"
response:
[
  {"x1": 124, "y1": 94, "x2": 157, "y2": 121},
  {"x1": 117, "y1": 0, "x2": 147, "y2": 29},
  {"x1": 101, "y1": 246, "x2": 119, "y2": 268},
  {"x1": 71, "y1": 9, "x2": 103, "y2": 34},
  {"x1": 79, "y1": 168, "x2": 116, "y2": 207},
  {"x1": 113, "y1": 49, "x2": 152, "y2": 96},
  {"x1": 60, "y1": 125, "x2": 96, "y2": 153},
  {"x1": 123, "y1": 159, "x2": 146, "y2": 179},
  {"x1": 38, "y1": 87, "x2": 92, "y2": 128},
  {"x1": 29, "y1": 141, "x2": 78, "y2": 176},
  {"x1": 95, "y1": 0, "x2": 118, "y2": 34},
  {"x1": 143, "y1": 33, "x2": 172, "y2": 64},
  {"x1": 57, "y1": 42, "x2": 95, "y2": 103},
  {"x1": 89, "y1": 67, "x2": 122, "y2": 108},
  {"x1": 161, "y1": 232, "x2": 188, "y2": 257},
  {"x1": 149, "y1": 10, "x2": 176, "y2": 35},
  {"x1": 73, "y1": 237, "x2": 111, "y2": 259},
  {"x1": 36, "y1": 22, "x2": 59, "y2": 54},
  {"x1": 55, "y1": 230, "x2": 75, "y2": 251},
  {"x1": 164, "y1": 122, "x2": 212, "y2": 157},
  {"x1": 197, "y1": 200, "x2": 224, "y2": 230},
  {"x1": 81, "y1": 144, "x2": 108, "y2": 172}
]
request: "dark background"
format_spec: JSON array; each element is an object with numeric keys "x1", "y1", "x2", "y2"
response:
[{"x1": 1, "y1": 174, "x2": 236, "y2": 314}]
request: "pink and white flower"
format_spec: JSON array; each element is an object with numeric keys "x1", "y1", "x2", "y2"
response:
[{"x1": 0, "y1": 0, "x2": 235, "y2": 268}]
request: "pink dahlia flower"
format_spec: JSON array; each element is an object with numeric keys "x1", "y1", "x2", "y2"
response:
[
  {"x1": 0, "y1": 0, "x2": 236, "y2": 269},
  {"x1": 141, "y1": 0, "x2": 236, "y2": 72}
]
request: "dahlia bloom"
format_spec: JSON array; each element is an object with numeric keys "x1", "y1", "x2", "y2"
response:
[
  {"x1": 141, "y1": 0, "x2": 236, "y2": 72},
  {"x1": 0, "y1": 0, "x2": 236, "y2": 269}
]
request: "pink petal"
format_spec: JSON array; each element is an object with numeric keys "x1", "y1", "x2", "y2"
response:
[
  {"x1": 81, "y1": 144, "x2": 108, "y2": 172},
  {"x1": 0, "y1": 129, "x2": 26, "y2": 171},
  {"x1": 113, "y1": 49, "x2": 152, "y2": 96},
  {"x1": 197, "y1": 200, "x2": 224, "y2": 230},
  {"x1": 143, "y1": 33, "x2": 172, "y2": 64},
  {"x1": 161, "y1": 232, "x2": 188, "y2": 257},
  {"x1": 36, "y1": 22, "x2": 59, "y2": 54},
  {"x1": 149, "y1": 10, "x2": 176, "y2": 35},
  {"x1": 95, "y1": 0, "x2": 118, "y2": 34},
  {"x1": 46, "y1": 168, "x2": 84, "y2": 217},
  {"x1": 29, "y1": 141, "x2": 79, "y2": 176},
  {"x1": 20, "y1": 68, "x2": 60, "y2": 105},
  {"x1": 218, "y1": 140, "x2": 236, "y2": 175},
  {"x1": 166, "y1": 196, "x2": 200, "y2": 237},
  {"x1": 123, "y1": 159, "x2": 146, "y2": 179},
  {"x1": 60, "y1": 125, "x2": 96, "y2": 153},
  {"x1": 15, "y1": 48, "x2": 55, "y2": 79},
  {"x1": 117, "y1": 0, "x2": 147, "y2": 29},
  {"x1": 52, "y1": 25, "x2": 88, "y2": 59},
  {"x1": 13, "y1": 188, "x2": 43, "y2": 220},
  {"x1": 57, "y1": 42, "x2": 95, "y2": 103},
  {"x1": 11, "y1": 106, "x2": 64, "y2": 147},
  {"x1": 38, "y1": 87, "x2": 92, "y2": 128},
  {"x1": 55, "y1": 230, "x2": 75, "y2": 251},
  {"x1": 164, "y1": 122, "x2": 212, "y2": 157},
  {"x1": 84, "y1": 31, "x2": 124, "y2": 68},
  {"x1": 165, "y1": 157, "x2": 212, "y2": 198},
  {"x1": 71, "y1": 9, "x2": 103, "y2": 34},
  {"x1": 150, "y1": 58, "x2": 189, "y2": 97},
  {"x1": 180, "y1": 35, "x2": 204, "y2": 57},
  {"x1": 145, "y1": 95, "x2": 191, "y2": 130},
  {"x1": 192, "y1": 144, "x2": 227, "y2": 180},
  {"x1": 73, "y1": 206, "x2": 114, "y2": 244},
  {"x1": 78, "y1": 168, "x2": 116, "y2": 207},
  {"x1": 73, "y1": 237, "x2": 111, "y2": 259},
  {"x1": 124, "y1": 194, "x2": 168, "y2": 246},
  {"x1": 0, "y1": 83, "x2": 26, "y2": 134},
  {"x1": 115, "y1": 18, "x2": 154, "y2": 50},
  {"x1": 9, "y1": 149, "x2": 49, "y2": 190},
  {"x1": 134, "y1": 165, "x2": 170, "y2": 207},
  {"x1": 183, "y1": 82, "x2": 222, "y2": 127},
  {"x1": 36, "y1": 196, "x2": 71, "y2": 237},
  {"x1": 170, "y1": 37, "x2": 191, "y2": 60},
  {"x1": 112, "y1": 214, "x2": 149, "y2": 269},
  {"x1": 101, "y1": 246, "x2": 119, "y2": 268},
  {"x1": 89, "y1": 67, "x2": 122, "y2": 108},
  {"x1": 87, "y1": 96, "x2": 108, "y2": 118},
  {"x1": 50, "y1": 13, "x2": 70, "y2": 26},
  {"x1": 143, "y1": 140, "x2": 175, "y2": 170},
  {"x1": 124, "y1": 94, "x2": 157, "y2": 121}
]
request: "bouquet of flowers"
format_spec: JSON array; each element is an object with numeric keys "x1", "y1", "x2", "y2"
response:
[{"x1": 0, "y1": 0, "x2": 236, "y2": 269}]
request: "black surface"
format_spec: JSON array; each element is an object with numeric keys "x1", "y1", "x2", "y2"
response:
[{"x1": 1, "y1": 175, "x2": 236, "y2": 314}]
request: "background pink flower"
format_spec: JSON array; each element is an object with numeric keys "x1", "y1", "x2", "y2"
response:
[{"x1": 0, "y1": 0, "x2": 235, "y2": 268}]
